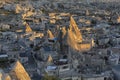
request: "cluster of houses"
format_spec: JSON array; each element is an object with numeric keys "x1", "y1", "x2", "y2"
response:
[{"x1": 0, "y1": 1, "x2": 120, "y2": 80}]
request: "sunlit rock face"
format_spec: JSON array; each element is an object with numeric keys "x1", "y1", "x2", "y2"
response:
[
  {"x1": 66, "y1": 28, "x2": 92, "y2": 52},
  {"x1": 15, "y1": 4, "x2": 22, "y2": 14},
  {"x1": 10, "y1": 61, "x2": 31, "y2": 80},
  {"x1": 25, "y1": 22, "x2": 32, "y2": 33},
  {"x1": 67, "y1": 29, "x2": 78, "y2": 50},
  {"x1": 47, "y1": 55, "x2": 53, "y2": 63},
  {"x1": 117, "y1": 16, "x2": 120, "y2": 23},
  {"x1": 0, "y1": 69, "x2": 11, "y2": 80},
  {"x1": 69, "y1": 16, "x2": 83, "y2": 43},
  {"x1": 5, "y1": 74, "x2": 11, "y2": 80},
  {"x1": 0, "y1": 70, "x2": 3, "y2": 80},
  {"x1": 22, "y1": 11, "x2": 34, "y2": 19},
  {"x1": 61, "y1": 16, "x2": 94, "y2": 52},
  {"x1": 15, "y1": 4, "x2": 33, "y2": 14},
  {"x1": 47, "y1": 29, "x2": 54, "y2": 39}
]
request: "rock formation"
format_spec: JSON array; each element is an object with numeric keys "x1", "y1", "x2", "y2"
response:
[
  {"x1": 25, "y1": 22, "x2": 32, "y2": 33},
  {"x1": 69, "y1": 16, "x2": 83, "y2": 43},
  {"x1": 10, "y1": 61, "x2": 31, "y2": 80},
  {"x1": 60, "y1": 16, "x2": 94, "y2": 52},
  {"x1": 47, "y1": 29, "x2": 54, "y2": 39},
  {"x1": 5, "y1": 74, "x2": 11, "y2": 80},
  {"x1": 47, "y1": 55, "x2": 53, "y2": 63}
]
